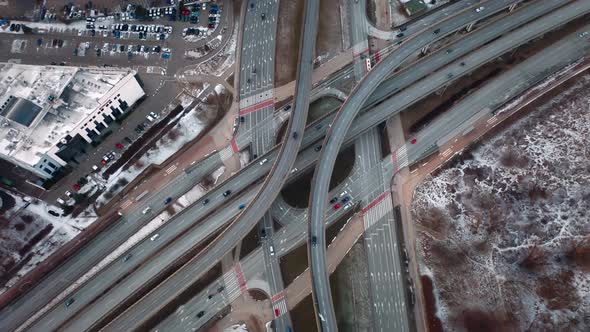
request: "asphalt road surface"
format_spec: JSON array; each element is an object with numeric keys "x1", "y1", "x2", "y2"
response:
[
  {"x1": 4, "y1": 0, "x2": 580, "y2": 329},
  {"x1": 307, "y1": 0, "x2": 553, "y2": 329}
]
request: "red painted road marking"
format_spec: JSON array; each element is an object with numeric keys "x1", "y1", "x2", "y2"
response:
[
  {"x1": 353, "y1": 48, "x2": 369, "y2": 58},
  {"x1": 239, "y1": 99, "x2": 274, "y2": 115},
  {"x1": 362, "y1": 192, "x2": 388, "y2": 214},
  {"x1": 235, "y1": 264, "x2": 247, "y2": 292},
  {"x1": 271, "y1": 291, "x2": 284, "y2": 302},
  {"x1": 391, "y1": 151, "x2": 397, "y2": 163},
  {"x1": 231, "y1": 138, "x2": 239, "y2": 153}
]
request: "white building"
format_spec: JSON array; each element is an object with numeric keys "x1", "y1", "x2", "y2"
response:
[{"x1": 0, "y1": 64, "x2": 145, "y2": 180}]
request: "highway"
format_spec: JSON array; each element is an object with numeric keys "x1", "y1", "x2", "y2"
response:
[
  {"x1": 141, "y1": 2, "x2": 588, "y2": 327},
  {"x1": 6, "y1": 0, "x2": 582, "y2": 329},
  {"x1": 0, "y1": 3, "x2": 500, "y2": 328},
  {"x1": 98, "y1": 0, "x2": 321, "y2": 329},
  {"x1": 307, "y1": 0, "x2": 544, "y2": 330}
]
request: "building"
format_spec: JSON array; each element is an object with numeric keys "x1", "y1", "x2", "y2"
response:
[
  {"x1": 401, "y1": 0, "x2": 427, "y2": 16},
  {"x1": 0, "y1": 64, "x2": 144, "y2": 181}
]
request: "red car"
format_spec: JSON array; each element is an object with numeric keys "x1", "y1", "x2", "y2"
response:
[
  {"x1": 333, "y1": 203, "x2": 341, "y2": 210},
  {"x1": 274, "y1": 308, "x2": 280, "y2": 317},
  {"x1": 115, "y1": 143, "x2": 124, "y2": 150},
  {"x1": 73, "y1": 184, "x2": 81, "y2": 191},
  {"x1": 410, "y1": 138, "x2": 417, "y2": 144}
]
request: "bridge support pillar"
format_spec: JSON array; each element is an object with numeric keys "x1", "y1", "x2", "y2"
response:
[
  {"x1": 420, "y1": 45, "x2": 429, "y2": 55},
  {"x1": 509, "y1": 3, "x2": 518, "y2": 12},
  {"x1": 466, "y1": 22, "x2": 475, "y2": 33}
]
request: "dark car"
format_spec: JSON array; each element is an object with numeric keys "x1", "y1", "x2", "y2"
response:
[
  {"x1": 292, "y1": 132, "x2": 298, "y2": 139},
  {"x1": 314, "y1": 145, "x2": 322, "y2": 152},
  {"x1": 315, "y1": 123, "x2": 322, "y2": 130},
  {"x1": 123, "y1": 254, "x2": 132, "y2": 262},
  {"x1": 48, "y1": 210, "x2": 60, "y2": 217},
  {"x1": 261, "y1": 13, "x2": 266, "y2": 20},
  {"x1": 37, "y1": 38, "x2": 43, "y2": 46},
  {"x1": 124, "y1": 136, "x2": 133, "y2": 144},
  {"x1": 341, "y1": 196, "x2": 350, "y2": 204},
  {"x1": 217, "y1": 286, "x2": 224, "y2": 293},
  {"x1": 164, "y1": 197, "x2": 172, "y2": 204},
  {"x1": 223, "y1": 190, "x2": 231, "y2": 197},
  {"x1": 261, "y1": 228, "x2": 266, "y2": 238},
  {"x1": 240, "y1": 116, "x2": 245, "y2": 123},
  {"x1": 119, "y1": 45, "x2": 125, "y2": 52},
  {"x1": 238, "y1": 203, "x2": 245, "y2": 210},
  {"x1": 196, "y1": 311, "x2": 205, "y2": 318},
  {"x1": 65, "y1": 298, "x2": 75, "y2": 307},
  {"x1": 203, "y1": 198, "x2": 210, "y2": 205},
  {"x1": 52, "y1": 39, "x2": 58, "y2": 47},
  {"x1": 78, "y1": 176, "x2": 88, "y2": 186},
  {"x1": 311, "y1": 236, "x2": 318, "y2": 246},
  {"x1": 433, "y1": 28, "x2": 441, "y2": 34},
  {"x1": 329, "y1": 197, "x2": 338, "y2": 204},
  {"x1": 58, "y1": 39, "x2": 64, "y2": 47},
  {"x1": 284, "y1": 105, "x2": 291, "y2": 111}
]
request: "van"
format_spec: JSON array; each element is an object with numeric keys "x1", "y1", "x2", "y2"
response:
[
  {"x1": 269, "y1": 245, "x2": 275, "y2": 256},
  {"x1": 142, "y1": 207, "x2": 152, "y2": 214}
]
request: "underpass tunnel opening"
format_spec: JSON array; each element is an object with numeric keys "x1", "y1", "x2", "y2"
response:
[{"x1": 281, "y1": 145, "x2": 356, "y2": 208}]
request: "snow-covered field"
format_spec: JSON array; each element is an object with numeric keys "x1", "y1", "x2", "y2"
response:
[
  {"x1": 412, "y1": 75, "x2": 590, "y2": 330},
  {"x1": 0, "y1": 190, "x2": 96, "y2": 294},
  {"x1": 183, "y1": 23, "x2": 236, "y2": 76}
]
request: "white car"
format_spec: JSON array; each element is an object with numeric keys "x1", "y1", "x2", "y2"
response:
[
  {"x1": 475, "y1": 6, "x2": 484, "y2": 12},
  {"x1": 290, "y1": 167, "x2": 298, "y2": 174},
  {"x1": 150, "y1": 234, "x2": 160, "y2": 241},
  {"x1": 269, "y1": 245, "x2": 275, "y2": 256},
  {"x1": 56, "y1": 198, "x2": 66, "y2": 205},
  {"x1": 259, "y1": 158, "x2": 268, "y2": 165},
  {"x1": 142, "y1": 207, "x2": 152, "y2": 214},
  {"x1": 65, "y1": 191, "x2": 72, "y2": 197},
  {"x1": 202, "y1": 3, "x2": 207, "y2": 10},
  {"x1": 162, "y1": 47, "x2": 171, "y2": 53}
]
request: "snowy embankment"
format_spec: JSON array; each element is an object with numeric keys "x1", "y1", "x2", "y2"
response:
[
  {"x1": 0, "y1": 192, "x2": 96, "y2": 294},
  {"x1": 413, "y1": 75, "x2": 590, "y2": 330}
]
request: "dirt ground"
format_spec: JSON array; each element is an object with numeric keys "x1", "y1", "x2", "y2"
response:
[
  {"x1": 316, "y1": 0, "x2": 343, "y2": 58},
  {"x1": 274, "y1": 0, "x2": 304, "y2": 86}
]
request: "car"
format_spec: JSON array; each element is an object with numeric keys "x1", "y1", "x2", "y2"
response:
[
  {"x1": 164, "y1": 197, "x2": 172, "y2": 204},
  {"x1": 124, "y1": 136, "x2": 133, "y2": 144},
  {"x1": 274, "y1": 308, "x2": 280, "y2": 317},
  {"x1": 207, "y1": 294, "x2": 213, "y2": 299},
  {"x1": 259, "y1": 158, "x2": 268, "y2": 165},
  {"x1": 340, "y1": 190, "x2": 348, "y2": 197},
  {"x1": 240, "y1": 116, "x2": 245, "y2": 123},
  {"x1": 260, "y1": 228, "x2": 266, "y2": 238},
  {"x1": 269, "y1": 245, "x2": 275, "y2": 256},
  {"x1": 342, "y1": 196, "x2": 350, "y2": 204},
  {"x1": 73, "y1": 184, "x2": 81, "y2": 191},
  {"x1": 475, "y1": 6, "x2": 485, "y2": 12},
  {"x1": 65, "y1": 298, "x2": 75, "y2": 307},
  {"x1": 329, "y1": 197, "x2": 338, "y2": 204},
  {"x1": 311, "y1": 236, "x2": 317, "y2": 245},
  {"x1": 238, "y1": 204, "x2": 246, "y2": 210},
  {"x1": 150, "y1": 234, "x2": 160, "y2": 241},
  {"x1": 196, "y1": 311, "x2": 205, "y2": 318},
  {"x1": 162, "y1": 52, "x2": 171, "y2": 59},
  {"x1": 446, "y1": 49, "x2": 452, "y2": 54},
  {"x1": 57, "y1": 39, "x2": 64, "y2": 47},
  {"x1": 410, "y1": 138, "x2": 417, "y2": 144},
  {"x1": 250, "y1": 3, "x2": 255, "y2": 9},
  {"x1": 396, "y1": 32, "x2": 404, "y2": 38},
  {"x1": 261, "y1": 13, "x2": 266, "y2": 20},
  {"x1": 203, "y1": 198, "x2": 210, "y2": 205},
  {"x1": 433, "y1": 28, "x2": 440, "y2": 34},
  {"x1": 314, "y1": 145, "x2": 322, "y2": 152},
  {"x1": 96, "y1": 49, "x2": 101, "y2": 57},
  {"x1": 223, "y1": 190, "x2": 231, "y2": 197},
  {"x1": 149, "y1": 112, "x2": 159, "y2": 119},
  {"x1": 460, "y1": 61, "x2": 466, "y2": 66},
  {"x1": 57, "y1": 198, "x2": 66, "y2": 205},
  {"x1": 292, "y1": 132, "x2": 299, "y2": 139},
  {"x1": 146, "y1": 115, "x2": 155, "y2": 122},
  {"x1": 579, "y1": 31, "x2": 590, "y2": 38},
  {"x1": 48, "y1": 210, "x2": 60, "y2": 217},
  {"x1": 333, "y1": 203, "x2": 341, "y2": 210},
  {"x1": 315, "y1": 124, "x2": 322, "y2": 130},
  {"x1": 290, "y1": 168, "x2": 298, "y2": 174},
  {"x1": 119, "y1": 45, "x2": 125, "y2": 52},
  {"x1": 37, "y1": 38, "x2": 43, "y2": 46},
  {"x1": 123, "y1": 254, "x2": 132, "y2": 262},
  {"x1": 217, "y1": 286, "x2": 224, "y2": 293},
  {"x1": 92, "y1": 165, "x2": 100, "y2": 172},
  {"x1": 202, "y1": 3, "x2": 207, "y2": 10},
  {"x1": 142, "y1": 207, "x2": 152, "y2": 214},
  {"x1": 284, "y1": 105, "x2": 291, "y2": 111},
  {"x1": 65, "y1": 190, "x2": 72, "y2": 198}
]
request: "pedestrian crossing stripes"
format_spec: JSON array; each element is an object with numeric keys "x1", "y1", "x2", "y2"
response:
[
  {"x1": 363, "y1": 192, "x2": 393, "y2": 230},
  {"x1": 119, "y1": 200, "x2": 132, "y2": 210},
  {"x1": 239, "y1": 99, "x2": 274, "y2": 116},
  {"x1": 271, "y1": 291, "x2": 284, "y2": 302},
  {"x1": 239, "y1": 89, "x2": 274, "y2": 109},
  {"x1": 219, "y1": 146, "x2": 234, "y2": 161},
  {"x1": 441, "y1": 148, "x2": 453, "y2": 158},
  {"x1": 272, "y1": 298, "x2": 288, "y2": 317},
  {"x1": 222, "y1": 270, "x2": 242, "y2": 302},
  {"x1": 487, "y1": 115, "x2": 498, "y2": 124},
  {"x1": 165, "y1": 164, "x2": 177, "y2": 175},
  {"x1": 395, "y1": 143, "x2": 409, "y2": 170}
]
